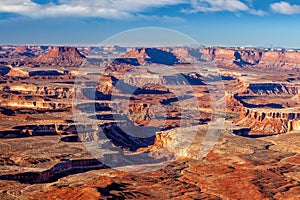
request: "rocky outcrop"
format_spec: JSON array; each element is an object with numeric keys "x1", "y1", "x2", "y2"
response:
[
  {"x1": 288, "y1": 120, "x2": 300, "y2": 132},
  {"x1": 96, "y1": 75, "x2": 118, "y2": 95},
  {"x1": 128, "y1": 103, "x2": 155, "y2": 125},
  {"x1": 154, "y1": 126, "x2": 202, "y2": 158}
]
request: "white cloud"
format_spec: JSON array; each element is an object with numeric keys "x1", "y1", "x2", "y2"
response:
[
  {"x1": 183, "y1": 0, "x2": 249, "y2": 13},
  {"x1": 0, "y1": 0, "x2": 41, "y2": 14},
  {"x1": 57, "y1": 0, "x2": 186, "y2": 13},
  {"x1": 182, "y1": 0, "x2": 266, "y2": 15},
  {"x1": 0, "y1": 0, "x2": 186, "y2": 19},
  {"x1": 136, "y1": 14, "x2": 186, "y2": 23},
  {"x1": 270, "y1": 1, "x2": 300, "y2": 15},
  {"x1": 249, "y1": 9, "x2": 267, "y2": 16},
  {"x1": 0, "y1": 0, "x2": 269, "y2": 18}
]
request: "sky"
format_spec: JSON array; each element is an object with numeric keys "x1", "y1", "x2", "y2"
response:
[{"x1": 0, "y1": 0, "x2": 300, "y2": 48}]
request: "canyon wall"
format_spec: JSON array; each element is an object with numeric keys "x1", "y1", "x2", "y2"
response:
[
  {"x1": 0, "y1": 158, "x2": 106, "y2": 184},
  {"x1": 244, "y1": 83, "x2": 300, "y2": 95},
  {"x1": 238, "y1": 108, "x2": 300, "y2": 134},
  {"x1": 0, "y1": 85, "x2": 73, "y2": 98},
  {"x1": 118, "y1": 47, "x2": 300, "y2": 71},
  {"x1": 199, "y1": 48, "x2": 300, "y2": 71}
]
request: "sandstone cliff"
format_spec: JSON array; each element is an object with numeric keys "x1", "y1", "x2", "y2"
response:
[
  {"x1": 237, "y1": 107, "x2": 300, "y2": 134},
  {"x1": 243, "y1": 83, "x2": 300, "y2": 95}
]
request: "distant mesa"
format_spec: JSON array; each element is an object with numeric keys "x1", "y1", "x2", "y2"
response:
[
  {"x1": 200, "y1": 47, "x2": 300, "y2": 71},
  {"x1": 14, "y1": 46, "x2": 30, "y2": 53},
  {"x1": 0, "y1": 46, "x2": 35, "y2": 59},
  {"x1": 1, "y1": 45, "x2": 300, "y2": 71},
  {"x1": 120, "y1": 48, "x2": 180, "y2": 66},
  {"x1": 106, "y1": 48, "x2": 181, "y2": 72},
  {"x1": 11, "y1": 46, "x2": 34, "y2": 57},
  {"x1": 102, "y1": 48, "x2": 170, "y2": 73},
  {"x1": 28, "y1": 46, "x2": 86, "y2": 67},
  {"x1": 108, "y1": 46, "x2": 300, "y2": 72}
]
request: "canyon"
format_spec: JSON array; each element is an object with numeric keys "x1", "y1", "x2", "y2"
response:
[{"x1": 0, "y1": 45, "x2": 299, "y2": 199}]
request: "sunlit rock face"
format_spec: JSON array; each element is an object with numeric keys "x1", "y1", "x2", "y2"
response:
[
  {"x1": 25, "y1": 46, "x2": 86, "y2": 67},
  {"x1": 237, "y1": 107, "x2": 300, "y2": 134}
]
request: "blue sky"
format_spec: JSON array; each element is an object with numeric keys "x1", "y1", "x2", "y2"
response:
[{"x1": 0, "y1": 0, "x2": 300, "y2": 47}]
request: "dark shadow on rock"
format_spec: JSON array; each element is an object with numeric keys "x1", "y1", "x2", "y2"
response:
[
  {"x1": 97, "y1": 183, "x2": 130, "y2": 199},
  {"x1": 144, "y1": 48, "x2": 179, "y2": 66},
  {"x1": 0, "y1": 159, "x2": 107, "y2": 184},
  {"x1": 29, "y1": 70, "x2": 64, "y2": 76}
]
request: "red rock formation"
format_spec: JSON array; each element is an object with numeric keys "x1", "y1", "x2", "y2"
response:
[
  {"x1": 1, "y1": 46, "x2": 35, "y2": 58},
  {"x1": 244, "y1": 83, "x2": 300, "y2": 95},
  {"x1": 128, "y1": 103, "x2": 155, "y2": 125},
  {"x1": 14, "y1": 46, "x2": 30, "y2": 53},
  {"x1": 120, "y1": 48, "x2": 180, "y2": 66},
  {"x1": 238, "y1": 107, "x2": 300, "y2": 134},
  {"x1": 96, "y1": 75, "x2": 117, "y2": 95},
  {"x1": 29, "y1": 46, "x2": 86, "y2": 67},
  {"x1": 0, "y1": 65, "x2": 29, "y2": 77},
  {"x1": 200, "y1": 47, "x2": 300, "y2": 71}
]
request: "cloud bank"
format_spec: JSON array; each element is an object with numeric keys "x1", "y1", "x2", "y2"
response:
[
  {"x1": 270, "y1": 1, "x2": 300, "y2": 15},
  {"x1": 0, "y1": 0, "x2": 186, "y2": 19},
  {"x1": 181, "y1": 0, "x2": 266, "y2": 16},
  {"x1": 2, "y1": 0, "x2": 300, "y2": 19}
]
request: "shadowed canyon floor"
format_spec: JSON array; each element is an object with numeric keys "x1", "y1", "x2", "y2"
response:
[{"x1": 0, "y1": 46, "x2": 300, "y2": 199}]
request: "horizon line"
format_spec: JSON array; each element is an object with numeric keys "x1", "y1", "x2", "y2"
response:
[{"x1": 1, "y1": 43, "x2": 299, "y2": 50}]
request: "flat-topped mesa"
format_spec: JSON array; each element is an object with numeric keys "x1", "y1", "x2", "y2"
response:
[
  {"x1": 239, "y1": 107, "x2": 300, "y2": 134},
  {"x1": 0, "y1": 46, "x2": 35, "y2": 59},
  {"x1": 200, "y1": 47, "x2": 300, "y2": 71},
  {"x1": 119, "y1": 48, "x2": 180, "y2": 66},
  {"x1": 243, "y1": 83, "x2": 300, "y2": 95},
  {"x1": 28, "y1": 46, "x2": 86, "y2": 67},
  {"x1": 242, "y1": 108, "x2": 300, "y2": 121}
]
